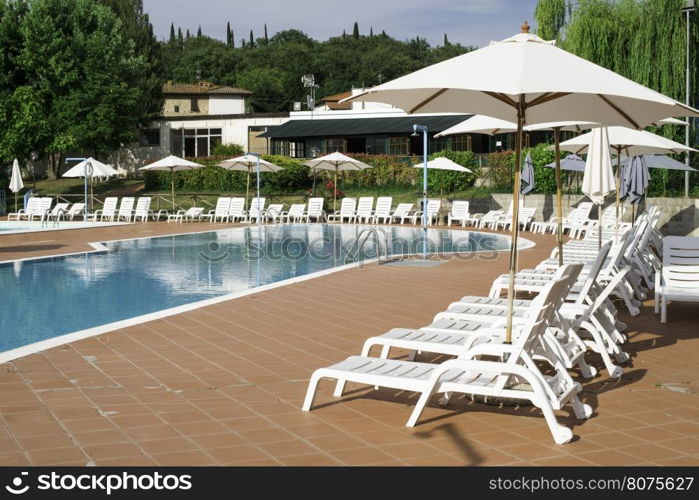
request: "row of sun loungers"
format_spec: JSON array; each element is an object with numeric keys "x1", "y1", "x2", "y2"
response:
[{"x1": 302, "y1": 207, "x2": 685, "y2": 444}]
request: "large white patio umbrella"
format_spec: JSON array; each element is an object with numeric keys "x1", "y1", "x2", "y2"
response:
[
  {"x1": 9, "y1": 159, "x2": 23, "y2": 212},
  {"x1": 412, "y1": 156, "x2": 472, "y2": 196},
  {"x1": 303, "y1": 152, "x2": 373, "y2": 211},
  {"x1": 218, "y1": 154, "x2": 283, "y2": 207},
  {"x1": 139, "y1": 155, "x2": 204, "y2": 209},
  {"x1": 345, "y1": 22, "x2": 699, "y2": 344},
  {"x1": 581, "y1": 127, "x2": 616, "y2": 248}
]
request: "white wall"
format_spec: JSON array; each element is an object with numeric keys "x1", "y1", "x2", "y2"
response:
[{"x1": 209, "y1": 96, "x2": 246, "y2": 115}]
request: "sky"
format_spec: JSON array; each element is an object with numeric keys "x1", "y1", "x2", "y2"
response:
[{"x1": 143, "y1": 0, "x2": 540, "y2": 48}]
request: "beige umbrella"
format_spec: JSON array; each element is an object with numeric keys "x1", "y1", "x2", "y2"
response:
[
  {"x1": 218, "y1": 154, "x2": 283, "y2": 207},
  {"x1": 139, "y1": 155, "x2": 204, "y2": 209},
  {"x1": 303, "y1": 152, "x2": 373, "y2": 211},
  {"x1": 345, "y1": 22, "x2": 699, "y2": 346}
]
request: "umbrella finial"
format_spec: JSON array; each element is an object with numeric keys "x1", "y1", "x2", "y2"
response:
[{"x1": 521, "y1": 21, "x2": 530, "y2": 33}]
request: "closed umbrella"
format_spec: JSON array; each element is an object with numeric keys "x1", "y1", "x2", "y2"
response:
[
  {"x1": 9, "y1": 159, "x2": 23, "y2": 212},
  {"x1": 139, "y1": 155, "x2": 204, "y2": 209},
  {"x1": 303, "y1": 152, "x2": 373, "y2": 211},
  {"x1": 345, "y1": 23, "x2": 699, "y2": 348},
  {"x1": 621, "y1": 155, "x2": 650, "y2": 204},
  {"x1": 520, "y1": 152, "x2": 535, "y2": 196},
  {"x1": 218, "y1": 154, "x2": 283, "y2": 207},
  {"x1": 582, "y1": 127, "x2": 616, "y2": 248}
]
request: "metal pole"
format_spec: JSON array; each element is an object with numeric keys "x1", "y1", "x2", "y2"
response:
[
  {"x1": 422, "y1": 128, "x2": 428, "y2": 259},
  {"x1": 686, "y1": 8, "x2": 691, "y2": 198},
  {"x1": 256, "y1": 154, "x2": 260, "y2": 225},
  {"x1": 554, "y1": 128, "x2": 564, "y2": 266}
]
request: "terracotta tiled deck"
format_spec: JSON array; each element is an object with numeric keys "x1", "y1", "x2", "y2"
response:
[{"x1": 0, "y1": 222, "x2": 698, "y2": 466}]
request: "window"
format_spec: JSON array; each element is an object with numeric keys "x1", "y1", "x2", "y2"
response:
[
  {"x1": 139, "y1": 128, "x2": 160, "y2": 147},
  {"x1": 174, "y1": 105, "x2": 180, "y2": 113},
  {"x1": 191, "y1": 98, "x2": 199, "y2": 112},
  {"x1": 289, "y1": 142, "x2": 305, "y2": 158},
  {"x1": 323, "y1": 138, "x2": 346, "y2": 153},
  {"x1": 451, "y1": 134, "x2": 471, "y2": 151},
  {"x1": 365, "y1": 137, "x2": 387, "y2": 155},
  {"x1": 388, "y1": 137, "x2": 409, "y2": 155},
  {"x1": 170, "y1": 127, "x2": 222, "y2": 157}
]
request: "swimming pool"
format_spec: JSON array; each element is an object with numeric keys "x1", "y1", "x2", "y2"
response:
[
  {"x1": 0, "y1": 221, "x2": 128, "y2": 234},
  {"x1": 0, "y1": 224, "x2": 528, "y2": 360}
]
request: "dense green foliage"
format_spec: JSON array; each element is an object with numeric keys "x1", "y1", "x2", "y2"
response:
[
  {"x1": 534, "y1": 0, "x2": 567, "y2": 41},
  {"x1": 160, "y1": 27, "x2": 475, "y2": 112},
  {"x1": 0, "y1": 0, "x2": 160, "y2": 179}
]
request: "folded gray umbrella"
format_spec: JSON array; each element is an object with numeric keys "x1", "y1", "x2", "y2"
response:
[
  {"x1": 620, "y1": 154, "x2": 697, "y2": 171},
  {"x1": 544, "y1": 154, "x2": 586, "y2": 172},
  {"x1": 520, "y1": 152, "x2": 535, "y2": 195},
  {"x1": 621, "y1": 155, "x2": 650, "y2": 205}
]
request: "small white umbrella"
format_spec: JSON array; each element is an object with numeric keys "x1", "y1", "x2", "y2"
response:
[
  {"x1": 412, "y1": 157, "x2": 472, "y2": 172},
  {"x1": 303, "y1": 152, "x2": 373, "y2": 211},
  {"x1": 139, "y1": 155, "x2": 204, "y2": 209},
  {"x1": 62, "y1": 157, "x2": 118, "y2": 178},
  {"x1": 218, "y1": 154, "x2": 283, "y2": 207},
  {"x1": 63, "y1": 157, "x2": 118, "y2": 217},
  {"x1": 9, "y1": 159, "x2": 23, "y2": 212},
  {"x1": 582, "y1": 127, "x2": 616, "y2": 248}
]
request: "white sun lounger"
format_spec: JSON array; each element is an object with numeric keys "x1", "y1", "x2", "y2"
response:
[
  {"x1": 264, "y1": 204, "x2": 284, "y2": 223},
  {"x1": 447, "y1": 201, "x2": 470, "y2": 227},
  {"x1": 415, "y1": 199, "x2": 441, "y2": 225},
  {"x1": 391, "y1": 203, "x2": 415, "y2": 224},
  {"x1": 355, "y1": 197, "x2": 375, "y2": 223},
  {"x1": 204, "y1": 197, "x2": 231, "y2": 222},
  {"x1": 228, "y1": 197, "x2": 246, "y2": 222},
  {"x1": 305, "y1": 197, "x2": 326, "y2": 222},
  {"x1": 65, "y1": 203, "x2": 86, "y2": 220},
  {"x1": 132, "y1": 197, "x2": 153, "y2": 222},
  {"x1": 328, "y1": 198, "x2": 356, "y2": 223},
  {"x1": 167, "y1": 207, "x2": 204, "y2": 223},
  {"x1": 655, "y1": 236, "x2": 699, "y2": 323},
  {"x1": 372, "y1": 197, "x2": 393, "y2": 224},
  {"x1": 91, "y1": 197, "x2": 118, "y2": 222},
  {"x1": 115, "y1": 197, "x2": 134, "y2": 222},
  {"x1": 281, "y1": 204, "x2": 306, "y2": 223},
  {"x1": 303, "y1": 265, "x2": 591, "y2": 444}
]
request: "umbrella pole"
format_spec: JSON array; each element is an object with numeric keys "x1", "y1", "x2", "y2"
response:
[
  {"x1": 505, "y1": 97, "x2": 525, "y2": 345},
  {"x1": 334, "y1": 168, "x2": 337, "y2": 212},
  {"x1": 171, "y1": 171, "x2": 176, "y2": 210},
  {"x1": 554, "y1": 128, "x2": 564, "y2": 266},
  {"x1": 598, "y1": 204, "x2": 602, "y2": 250},
  {"x1": 245, "y1": 170, "x2": 250, "y2": 209},
  {"x1": 615, "y1": 147, "x2": 622, "y2": 244},
  {"x1": 14, "y1": 193, "x2": 17, "y2": 212}
]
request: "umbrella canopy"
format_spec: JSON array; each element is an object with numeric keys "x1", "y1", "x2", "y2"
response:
[
  {"x1": 520, "y1": 153, "x2": 535, "y2": 195},
  {"x1": 304, "y1": 152, "x2": 373, "y2": 210},
  {"x1": 218, "y1": 154, "x2": 283, "y2": 208},
  {"x1": 582, "y1": 128, "x2": 616, "y2": 204},
  {"x1": 9, "y1": 159, "x2": 23, "y2": 193},
  {"x1": 63, "y1": 157, "x2": 118, "y2": 178},
  {"x1": 544, "y1": 154, "x2": 586, "y2": 172},
  {"x1": 139, "y1": 155, "x2": 204, "y2": 209},
  {"x1": 343, "y1": 23, "x2": 699, "y2": 348},
  {"x1": 621, "y1": 155, "x2": 650, "y2": 204},
  {"x1": 558, "y1": 126, "x2": 697, "y2": 156},
  {"x1": 303, "y1": 152, "x2": 373, "y2": 171},
  {"x1": 435, "y1": 114, "x2": 599, "y2": 137},
  {"x1": 620, "y1": 154, "x2": 697, "y2": 171},
  {"x1": 219, "y1": 154, "x2": 283, "y2": 172},
  {"x1": 412, "y1": 157, "x2": 472, "y2": 172},
  {"x1": 139, "y1": 155, "x2": 204, "y2": 172},
  {"x1": 654, "y1": 117, "x2": 688, "y2": 126}
]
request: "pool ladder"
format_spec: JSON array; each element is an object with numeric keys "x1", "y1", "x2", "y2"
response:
[
  {"x1": 344, "y1": 227, "x2": 398, "y2": 265},
  {"x1": 41, "y1": 208, "x2": 65, "y2": 229}
]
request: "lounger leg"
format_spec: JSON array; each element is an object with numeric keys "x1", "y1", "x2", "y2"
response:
[
  {"x1": 654, "y1": 291, "x2": 660, "y2": 314},
  {"x1": 302, "y1": 371, "x2": 326, "y2": 411},
  {"x1": 535, "y1": 396, "x2": 574, "y2": 444},
  {"x1": 577, "y1": 356, "x2": 597, "y2": 379},
  {"x1": 406, "y1": 388, "x2": 436, "y2": 428},
  {"x1": 333, "y1": 379, "x2": 346, "y2": 397},
  {"x1": 570, "y1": 394, "x2": 594, "y2": 420},
  {"x1": 661, "y1": 296, "x2": 667, "y2": 323}
]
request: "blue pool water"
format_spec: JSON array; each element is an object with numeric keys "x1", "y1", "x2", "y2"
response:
[{"x1": 0, "y1": 225, "x2": 513, "y2": 353}]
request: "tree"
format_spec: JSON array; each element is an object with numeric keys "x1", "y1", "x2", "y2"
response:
[
  {"x1": 169, "y1": 22, "x2": 175, "y2": 43},
  {"x1": 369, "y1": 27, "x2": 373, "y2": 37},
  {"x1": 443, "y1": 33, "x2": 449, "y2": 46},
  {"x1": 226, "y1": 21, "x2": 232, "y2": 46},
  {"x1": 264, "y1": 24, "x2": 268, "y2": 44},
  {"x1": 342, "y1": 29, "x2": 346, "y2": 38},
  {"x1": 7, "y1": 0, "x2": 149, "y2": 178},
  {"x1": 177, "y1": 27, "x2": 183, "y2": 44},
  {"x1": 186, "y1": 28, "x2": 190, "y2": 39},
  {"x1": 534, "y1": 0, "x2": 566, "y2": 41},
  {"x1": 249, "y1": 29, "x2": 254, "y2": 47},
  {"x1": 197, "y1": 25, "x2": 201, "y2": 37},
  {"x1": 352, "y1": 21, "x2": 359, "y2": 39}
]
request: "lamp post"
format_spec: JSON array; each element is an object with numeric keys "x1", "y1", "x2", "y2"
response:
[
  {"x1": 412, "y1": 124, "x2": 429, "y2": 258},
  {"x1": 683, "y1": 0, "x2": 695, "y2": 197},
  {"x1": 246, "y1": 151, "x2": 261, "y2": 225}
]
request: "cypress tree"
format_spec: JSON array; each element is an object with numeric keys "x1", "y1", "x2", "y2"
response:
[
  {"x1": 352, "y1": 21, "x2": 359, "y2": 39},
  {"x1": 443, "y1": 33, "x2": 449, "y2": 46},
  {"x1": 186, "y1": 28, "x2": 190, "y2": 39},
  {"x1": 249, "y1": 29, "x2": 254, "y2": 47},
  {"x1": 169, "y1": 22, "x2": 175, "y2": 43},
  {"x1": 197, "y1": 25, "x2": 202, "y2": 37},
  {"x1": 264, "y1": 24, "x2": 268, "y2": 44},
  {"x1": 369, "y1": 26, "x2": 373, "y2": 37},
  {"x1": 342, "y1": 29, "x2": 346, "y2": 38},
  {"x1": 177, "y1": 27, "x2": 183, "y2": 44},
  {"x1": 226, "y1": 21, "x2": 231, "y2": 45}
]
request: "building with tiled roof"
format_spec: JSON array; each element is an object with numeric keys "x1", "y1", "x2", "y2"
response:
[{"x1": 161, "y1": 81, "x2": 253, "y2": 117}]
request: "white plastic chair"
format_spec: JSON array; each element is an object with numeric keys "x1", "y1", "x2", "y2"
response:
[
  {"x1": 328, "y1": 198, "x2": 356, "y2": 223},
  {"x1": 655, "y1": 236, "x2": 699, "y2": 323},
  {"x1": 355, "y1": 197, "x2": 374, "y2": 223},
  {"x1": 204, "y1": 197, "x2": 231, "y2": 222},
  {"x1": 447, "y1": 200, "x2": 470, "y2": 227}
]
